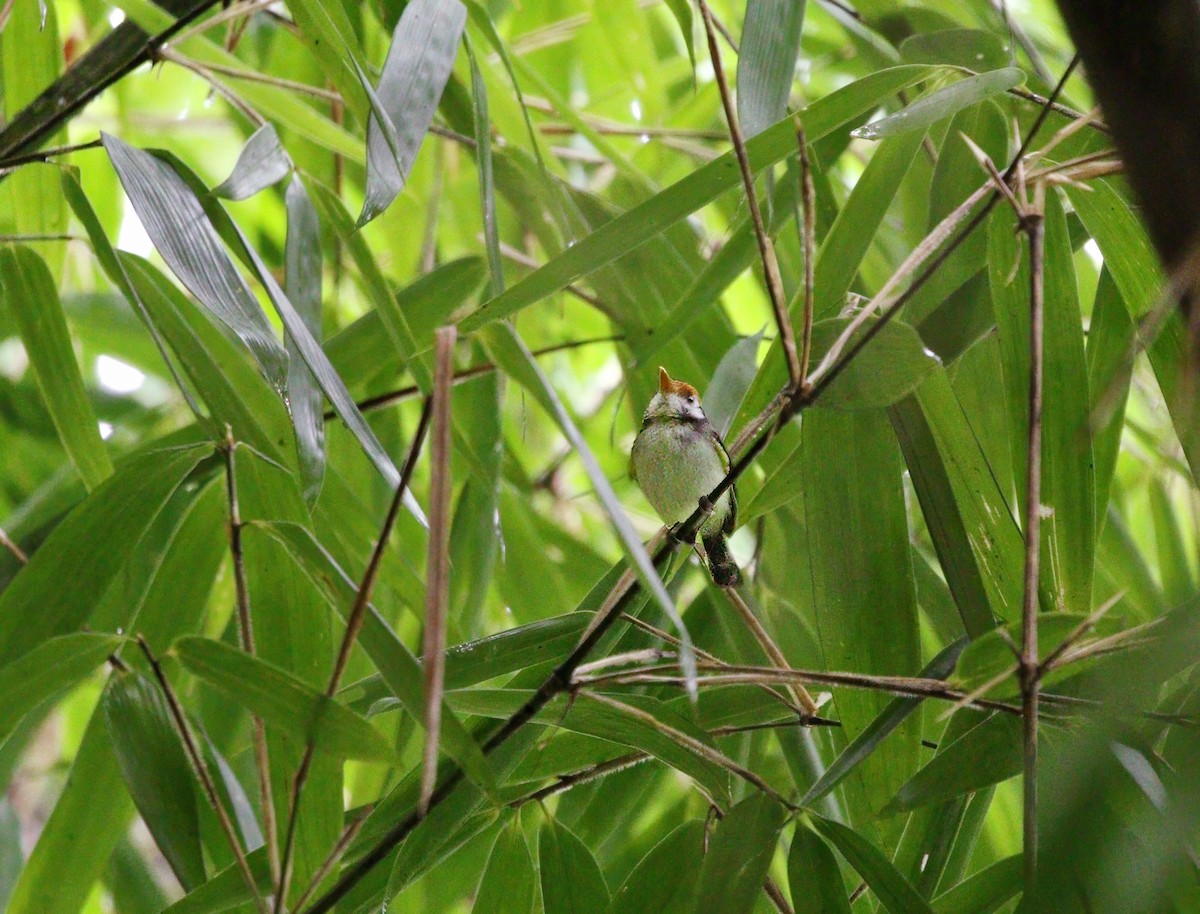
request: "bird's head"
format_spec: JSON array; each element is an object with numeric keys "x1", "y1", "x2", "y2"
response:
[{"x1": 644, "y1": 367, "x2": 705, "y2": 422}]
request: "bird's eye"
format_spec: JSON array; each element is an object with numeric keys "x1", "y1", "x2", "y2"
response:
[{"x1": 687, "y1": 396, "x2": 697, "y2": 404}]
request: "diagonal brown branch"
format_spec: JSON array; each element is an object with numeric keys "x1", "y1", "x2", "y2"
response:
[{"x1": 697, "y1": 0, "x2": 801, "y2": 388}]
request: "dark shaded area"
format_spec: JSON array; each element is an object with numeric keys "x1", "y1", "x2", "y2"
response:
[
  {"x1": 0, "y1": 0, "x2": 217, "y2": 161},
  {"x1": 1055, "y1": 1, "x2": 1200, "y2": 308}
]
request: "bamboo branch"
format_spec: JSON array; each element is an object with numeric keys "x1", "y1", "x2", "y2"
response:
[
  {"x1": 420, "y1": 328, "x2": 457, "y2": 814},
  {"x1": 697, "y1": 0, "x2": 801, "y2": 388},
  {"x1": 278, "y1": 399, "x2": 433, "y2": 910},
  {"x1": 795, "y1": 120, "x2": 816, "y2": 389},
  {"x1": 1018, "y1": 184, "x2": 1047, "y2": 889},
  {"x1": 223, "y1": 434, "x2": 280, "y2": 888},
  {"x1": 722, "y1": 587, "x2": 819, "y2": 715}
]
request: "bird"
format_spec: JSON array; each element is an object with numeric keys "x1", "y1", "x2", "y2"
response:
[{"x1": 630, "y1": 367, "x2": 739, "y2": 586}]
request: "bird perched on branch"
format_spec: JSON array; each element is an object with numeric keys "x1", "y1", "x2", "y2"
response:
[{"x1": 631, "y1": 367, "x2": 739, "y2": 586}]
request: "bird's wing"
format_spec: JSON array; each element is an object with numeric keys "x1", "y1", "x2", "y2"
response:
[{"x1": 709, "y1": 425, "x2": 737, "y2": 533}]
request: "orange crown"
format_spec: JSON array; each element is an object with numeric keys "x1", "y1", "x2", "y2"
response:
[{"x1": 658, "y1": 366, "x2": 698, "y2": 399}]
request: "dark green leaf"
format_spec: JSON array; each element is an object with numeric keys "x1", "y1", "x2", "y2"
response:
[
  {"x1": 693, "y1": 794, "x2": 787, "y2": 914},
  {"x1": 899, "y1": 29, "x2": 1011, "y2": 72},
  {"x1": 932, "y1": 855, "x2": 1022, "y2": 914},
  {"x1": 812, "y1": 815, "x2": 935, "y2": 914},
  {"x1": 102, "y1": 670, "x2": 207, "y2": 890},
  {"x1": 473, "y1": 824, "x2": 536, "y2": 914},
  {"x1": 540, "y1": 818, "x2": 610, "y2": 914},
  {"x1": 607, "y1": 820, "x2": 704, "y2": 914},
  {"x1": 788, "y1": 824, "x2": 851, "y2": 914}
]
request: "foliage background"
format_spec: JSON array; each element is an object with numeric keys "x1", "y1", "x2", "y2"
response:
[{"x1": 0, "y1": 0, "x2": 1196, "y2": 913}]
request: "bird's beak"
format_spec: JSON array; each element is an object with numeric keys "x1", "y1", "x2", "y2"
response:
[{"x1": 658, "y1": 366, "x2": 672, "y2": 393}]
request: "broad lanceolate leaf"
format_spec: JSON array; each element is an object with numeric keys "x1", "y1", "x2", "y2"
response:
[
  {"x1": 540, "y1": 818, "x2": 610, "y2": 914},
  {"x1": 884, "y1": 713, "x2": 1021, "y2": 814},
  {"x1": 473, "y1": 824, "x2": 536, "y2": 914},
  {"x1": 173, "y1": 636, "x2": 395, "y2": 762},
  {"x1": 103, "y1": 133, "x2": 288, "y2": 388},
  {"x1": 0, "y1": 632, "x2": 121, "y2": 743},
  {"x1": 889, "y1": 368, "x2": 1023, "y2": 633},
  {"x1": 801, "y1": 409, "x2": 921, "y2": 829},
  {"x1": 693, "y1": 794, "x2": 788, "y2": 914},
  {"x1": 738, "y1": 0, "x2": 806, "y2": 139},
  {"x1": 0, "y1": 445, "x2": 209, "y2": 664},
  {"x1": 852, "y1": 68, "x2": 1025, "y2": 140},
  {"x1": 802, "y1": 639, "x2": 968, "y2": 805},
  {"x1": 0, "y1": 245, "x2": 112, "y2": 490},
  {"x1": 460, "y1": 66, "x2": 937, "y2": 331},
  {"x1": 812, "y1": 816, "x2": 936, "y2": 914},
  {"x1": 808, "y1": 318, "x2": 941, "y2": 410},
  {"x1": 607, "y1": 820, "x2": 705, "y2": 914},
  {"x1": 989, "y1": 193, "x2": 1095, "y2": 613},
  {"x1": 899, "y1": 29, "x2": 1011, "y2": 72},
  {"x1": 931, "y1": 855, "x2": 1022, "y2": 914},
  {"x1": 102, "y1": 670, "x2": 207, "y2": 891},
  {"x1": 213, "y1": 123, "x2": 292, "y2": 200},
  {"x1": 284, "y1": 176, "x2": 326, "y2": 505},
  {"x1": 788, "y1": 824, "x2": 851, "y2": 914},
  {"x1": 358, "y1": 0, "x2": 467, "y2": 226}
]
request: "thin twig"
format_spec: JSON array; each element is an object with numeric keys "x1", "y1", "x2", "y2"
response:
[
  {"x1": 223, "y1": 433, "x2": 280, "y2": 888},
  {"x1": 579, "y1": 690, "x2": 795, "y2": 808},
  {"x1": 795, "y1": 119, "x2": 817, "y2": 388},
  {"x1": 697, "y1": 0, "x2": 800, "y2": 388},
  {"x1": 275, "y1": 399, "x2": 433, "y2": 909},
  {"x1": 765, "y1": 878, "x2": 796, "y2": 914},
  {"x1": 420, "y1": 327, "x2": 457, "y2": 814},
  {"x1": 0, "y1": 528, "x2": 26, "y2": 564},
  {"x1": 160, "y1": 47, "x2": 341, "y2": 102},
  {"x1": 1018, "y1": 183, "x2": 1047, "y2": 889},
  {"x1": 137, "y1": 636, "x2": 268, "y2": 914},
  {"x1": 0, "y1": 139, "x2": 103, "y2": 171},
  {"x1": 331, "y1": 335, "x2": 623, "y2": 420},
  {"x1": 722, "y1": 587, "x2": 819, "y2": 715},
  {"x1": 289, "y1": 808, "x2": 372, "y2": 914}
]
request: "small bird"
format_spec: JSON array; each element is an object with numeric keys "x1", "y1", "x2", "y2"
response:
[{"x1": 631, "y1": 367, "x2": 739, "y2": 586}]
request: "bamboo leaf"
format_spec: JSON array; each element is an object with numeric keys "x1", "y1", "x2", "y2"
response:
[
  {"x1": 851, "y1": 69, "x2": 1024, "y2": 140},
  {"x1": 359, "y1": 0, "x2": 467, "y2": 226},
  {"x1": 540, "y1": 818, "x2": 610, "y2": 914},
  {"x1": 788, "y1": 824, "x2": 851, "y2": 914},
  {"x1": 737, "y1": 0, "x2": 806, "y2": 139},
  {"x1": 213, "y1": 124, "x2": 292, "y2": 201},
  {"x1": 0, "y1": 246, "x2": 112, "y2": 490},
  {"x1": 931, "y1": 855, "x2": 1022, "y2": 914},
  {"x1": 473, "y1": 824, "x2": 536, "y2": 914},
  {"x1": 607, "y1": 820, "x2": 704, "y2": 914},
  {"x1": 812, "y1": 816, "x2": 936, "y2": 914},
  {"x1": 693, "y1": 793, "x2": 787, "y2": 914},
  {"x1": 173, "y1": 636, "x2": 396, "y2": 763}
]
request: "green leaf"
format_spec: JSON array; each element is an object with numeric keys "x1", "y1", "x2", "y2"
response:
[
  {"x1": 540, "y1": 818, "x2": 610, "y2": 914},
  {"x1": 703, "y1": 332, "x2": 764, "y2": 438},
  {"x1": 809, "y1": 317, "x2": 941, "y2": 409},
  {"x1": 0, "y1": 445, "x2": 208, "y2": 665},
  {"x1": 788, "y1": 824, "x2": 851, "y2": 914},
  {"x1": 988, "y1": 192, "x2": 1095, "y2": 613},
  {"x1": 889, "y1": 368, "x2": 1024, "y2": 633},
  {"x1": 802, "y1": 639, "x2": 968, "y2": 806},
  {"x1": 283, "y1": 176, "x2": 326, "y2": 506},
  {"x1": 0, "y1": 632, "x2": 121, "y2": 743},
  {"x1": 460, "y1": 66, "x2": 936, "y2": 331},
  {"x1": 119, "y1": 254, "x2": 293, "y2": 460},
  {"x1": 0, "y1": 245, "x2": 112, "y2": 490},
  {"x1": 884, "y1": 713, "x2": 1021, "y2": 815},
  {"x1": 931, "y1": 855, "x2": 1022, "y2": 914},
  {"x1": 259, "y1": 521, "x2": 498, "y2": 797},
  {"x1": 102, "y1": 670, "x2": 207, "y2": 890},
  {"x1": 1084, "y1": 268, "x2": 1133, "y2": 527},
  {"x1": 213, "y1": 123, "x2": 292, "y2": 200},
  {"x1": 173, "y1": 636, "x2": 395, "y2": 762},
  {"x1": 800, "y1": 409, "x2": 921, "y2": 827},
  {"x1": 899, "y1": 29, "x2": 1011, "y2": 72},
  {"x1": 852, "y1": 69, "x2": 1025, "y2": 140},
  {"x1": 811, "y1": 816, "x2": 936, "y2": 914},
  {"x1": 103, "y1": 133, "x2": 289, "y2": 389},
  {"x1": 693, "y1": 794, "x2": 788, "y2": 914},
  {"x1": 358, "y1": 0, "x2": 467, "y2": 226},
  {"x1": 737, "y1": 0, "x2": 806, "y2": 139},
  {"x1": 473, "y1": 824, "x2": 537, "y2": 914},
  {"x1": 607, "y1": 820, "x2": 705, "y2": 914}
]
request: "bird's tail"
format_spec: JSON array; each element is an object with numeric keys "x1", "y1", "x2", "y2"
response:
[{"x1": 702, "y1": 533, "x2": 740, "y2": 587}]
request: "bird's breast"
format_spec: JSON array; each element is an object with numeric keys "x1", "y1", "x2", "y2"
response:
[{"x1": 631, "y1": 421, "x2": 731, "y2": 528}]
